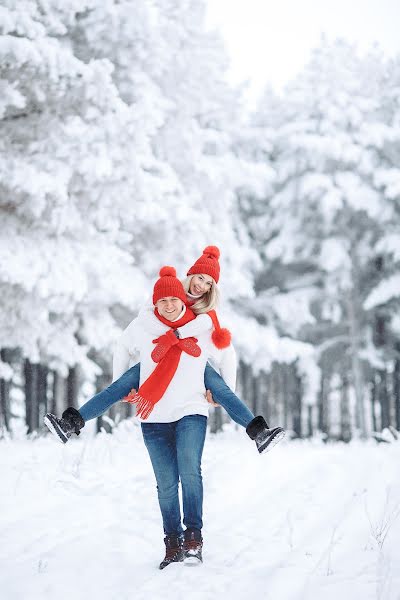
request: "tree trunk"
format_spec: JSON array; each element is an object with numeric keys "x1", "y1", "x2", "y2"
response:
[
  {"x1": 307, "y1": 405, "x2": 313, "y2": 438},
  {"x1": 370, "y1": 373, "x2": 378, "y2": 432},
  {"x1": 273, "y1": 364, "x2": 285, "y2": 427},
  {"x1": 248, "y1": 367, "x2": 256, "y2": 415},
  {"x1": 238, "y1": 361, "x2": 252, "y2": 413},
  {"x1": 0, "y1": 349, "x2": 11, "y2": 431},
  {"x1": 266, "y1": 368, "x2": 277, "y2": 426},
  {"x1": 394, "y1": 355, "x2": 400, "y2": 431},
  {"x1": 51, "y1": 370, "x2": 66, "y2": 415},
  {"x1": 318, "y1": 374, "x2": 329, "y2": 438},
  {"x1": 258, "y1": 371, "x2": 270, "y2": 423},
  {"x1": 24, "y1": 360, "x2": 32, "y2": 432},
  {"x1": 66, "y1": 366, "x2": 78, "y2": 409},
  {"x1": 291, "y1": 366, "x2": 302, "y2": 438},
  {"x1": 37, "y1": 364, "x2": 48, "y2": 427},
  {"x1": 252, "y1": 374, "x2": 260, "y2": 417},
  {"x1": 347, "y1": 288, "x2": 367, "y2": 438},
  {"x1": 340, "y1": 374, "x2": 352, "y2": 442},
  {"x1": 209, "y1": 406, "x2": 223, "y2": 433},
  {"x1": 24, "y1": 359, "x2": 39, "y2": 433},
  {"x1": 283, "y1": 365, "x2": 292, "y2": 431},
  {"x1": 379, "y1": 369, "x2": 390, "y2": 430},
  {"x1": 0, "y1": 376, "x2": 9, "y2": 431}
]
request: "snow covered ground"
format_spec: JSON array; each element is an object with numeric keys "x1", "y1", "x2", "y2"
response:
[{"x1": 1, "y1": 422, "x2": 399, "y2": 600}]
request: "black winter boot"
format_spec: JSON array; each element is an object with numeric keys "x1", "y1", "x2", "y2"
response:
[
  {"x1": 44, "y1": 407, "x2": 85, "y2": 444},
  {"x1": 183, "y1": 528, "x2": 203, "y2": 566},
  {"x1": 159, "y1": 534, "x2": 184, "y2": 569},
  {"x1": 246, "y1": 416, "x2": 285, "y2": 454}
]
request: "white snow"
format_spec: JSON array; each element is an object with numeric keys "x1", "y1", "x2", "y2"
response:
[{"x1": 1, "y1": 423, "x2": 399, "y2": 600}]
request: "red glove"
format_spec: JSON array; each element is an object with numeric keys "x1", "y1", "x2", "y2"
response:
[{"x1": 151, "y1": 330, "x2": 180, "y2": 362}]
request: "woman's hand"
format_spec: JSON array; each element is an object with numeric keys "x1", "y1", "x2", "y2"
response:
[{"x1": 205, "y1": 390, "x2": 220, "y2": 407}]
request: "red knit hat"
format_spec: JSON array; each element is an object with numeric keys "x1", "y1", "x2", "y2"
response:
[
  {"x1": 187, "y1": 246, "x2": 220, "y2": 284},
  {"x1": 153, "y1": 266, "x2": 187, "y2": 305}
]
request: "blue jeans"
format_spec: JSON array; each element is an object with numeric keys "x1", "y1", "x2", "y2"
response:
[
  {"x1": 79, "y1": 363, "x2": 255, "y2": 428},
  {"x1": 79, "y1": 363, "x2": 141, "y2": 421},
  {"x1": 204, "y1": 365, "x2": 254, "y2": 427},
  {"x1": 141, "y1": 415, "x2": 207, "y2": 535}
]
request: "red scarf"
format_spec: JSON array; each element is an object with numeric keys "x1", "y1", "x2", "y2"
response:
[{"x1": 124, "y1": 307, "x2": 201, "y2": 419}]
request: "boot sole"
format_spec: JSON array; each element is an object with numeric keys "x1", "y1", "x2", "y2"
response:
[
  {"x1": 159, "y1": 551, "x2": 184, "y2": 569},
  {"x1": 159, "y1": 558, "x2": 184, "y2": 570},
  {"x1": 184, "y1": 555, "x2": 202, "y2": 566},
  {"x1": 43, "y1": 414, "x2": 69, "y2": 444},
  {"x1": 259, "y1": 429, "x2": 286, "y2": 454}
]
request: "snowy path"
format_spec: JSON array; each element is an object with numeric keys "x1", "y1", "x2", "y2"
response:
[{"x1": 1, "y1": 422, "x2": 400, "y2": 600}]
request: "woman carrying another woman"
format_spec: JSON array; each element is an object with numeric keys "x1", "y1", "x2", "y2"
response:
[{"x1": 44, "y1": 246, "x2": 285, "y2": 454}]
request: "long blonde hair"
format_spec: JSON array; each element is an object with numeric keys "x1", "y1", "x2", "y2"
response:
[{"x1": 182, "y1": 275, "x2": 220, "y2": 314}]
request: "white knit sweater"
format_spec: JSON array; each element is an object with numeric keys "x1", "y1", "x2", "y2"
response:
[{"x1": 112, "y1": 309, "x2": 237, "y2": 423}]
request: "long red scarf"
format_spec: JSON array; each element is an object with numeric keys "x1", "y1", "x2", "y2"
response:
[{"x1": 123, "y1": 307, "x2": 201, "y2": 419}]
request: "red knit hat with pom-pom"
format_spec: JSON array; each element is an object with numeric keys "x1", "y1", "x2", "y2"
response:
[
  {"x1": 187, "y1": 246, "x2": 221, "y2": 284},
  {"x1": 153, "y1": 266, "x2": 187, "y2": 305}
]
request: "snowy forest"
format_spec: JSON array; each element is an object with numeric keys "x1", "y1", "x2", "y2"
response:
[{"x1": 1, "y1": 0, "x2": 400, "y2": 442}]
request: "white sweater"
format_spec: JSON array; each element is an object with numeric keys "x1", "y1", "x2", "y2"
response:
[{"x1": 112, "y1": 310, "x2": 237, "y2": 423}]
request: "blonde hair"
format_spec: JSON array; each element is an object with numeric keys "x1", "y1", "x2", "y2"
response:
[{"x1": 182, "y1": 275, "x2": 220, "y2": 314}]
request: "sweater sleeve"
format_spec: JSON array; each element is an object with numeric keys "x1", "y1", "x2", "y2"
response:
[
  {"x1": 208, "y1": 342, "x2": 237, "y2": 392},
  {"x1": 112, "y1": 318, "x2": 140, "y2": 382},
  {"x1": 176, "y1": 313, "x2": 212, "y2": 338},
  {"x1": 218, "y1": 343, "x2": 237, "y2": 391},
  {"x1": 137, "y1": 295, "x2": 154, "y2": 319}
]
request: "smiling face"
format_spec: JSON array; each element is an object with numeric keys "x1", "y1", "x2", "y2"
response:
[
  {"x1": 155, "y1": 296, "x2": 185, "y2": 321},
  {"x1": 189, "y1": 273, "x2": 213, "y2": 296}
]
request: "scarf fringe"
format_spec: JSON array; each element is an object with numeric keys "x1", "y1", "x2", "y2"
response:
[{"x1": 132, "y1": 393, "x2": 155, "y2": 420}]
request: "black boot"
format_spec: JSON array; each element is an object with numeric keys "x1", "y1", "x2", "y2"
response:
[
  {"x1": 159, "y1": 534, "x2": 184, "y2": 569},
  {"x1": 246, "y1": 416, "x2": 285, "y2": 454},
  {"x1": 183, "y1": 528, "x2": 203, "y2": 566},
  {"x1": 44, "y1": 407, "x2": 85, "y2": 444}
]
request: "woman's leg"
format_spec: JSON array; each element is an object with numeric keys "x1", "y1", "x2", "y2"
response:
[
  {"x1": 79, "y1": 363, "x2": 140, "y2": 421},
  {"x1": 176, "y1": 415, "x2": 207, "y2": 532},
  {"x1": 204, "y1": 364, "x2": 254, "y2": 428},
  {"x1": 141, "y1": 421, "x2": 183, "y2": 537},
  {"x1": 44, "y1": 363, "x2": 142, "y2": 443}
]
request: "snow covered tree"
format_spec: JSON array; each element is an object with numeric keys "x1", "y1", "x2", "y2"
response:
[
  {"x1": 243, "y1": 39, "x2": 400, "y2": 438},
  {"x1": 68, "y1": 0, "x2": 265, "y2": 292},
  {"x1": 0, "y1": 1, "x2": 157, "y2": 385},
  {"x1": 0, "y1": 0, "x2": 267, "y2": 432}
]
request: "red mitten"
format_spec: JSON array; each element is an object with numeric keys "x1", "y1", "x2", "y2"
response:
[
  {"x1": 179, "y1": 337, "x2": 201, "y2": 357},
  {"x1": 151, "y1": 329, "x2": 179, "y2": 362}
]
